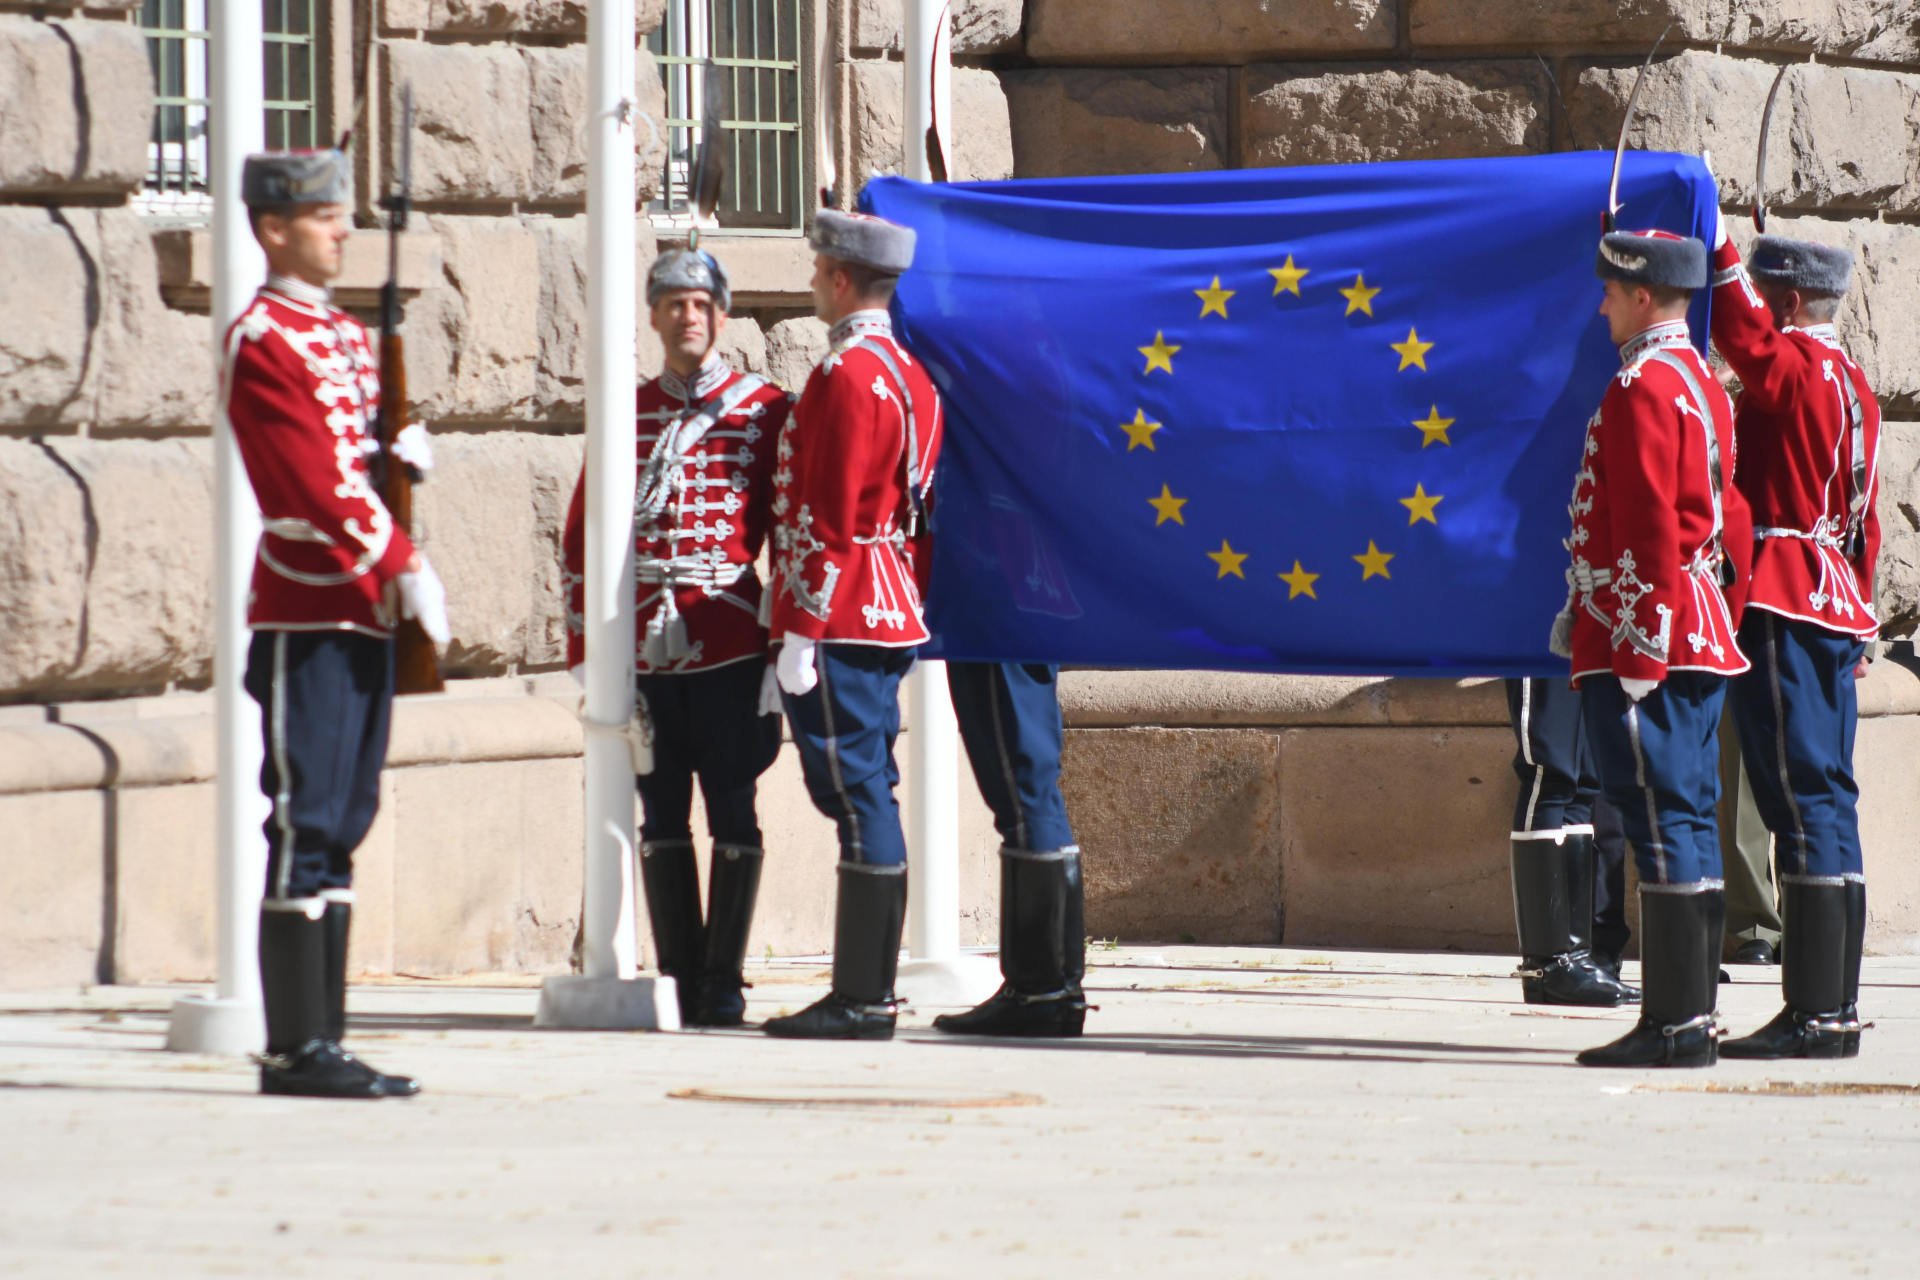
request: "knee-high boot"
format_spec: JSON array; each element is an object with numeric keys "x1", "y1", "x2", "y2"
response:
[
  {"x1": 691, "y1": 844, "x2": 764, "y2": 1027},
  {"x1": 1722, "y1": 881, "x2": 1849, "y2": 1059},
  {"x1": 258, "y1": 904, "x2": 408, "y2": 1099},
  {"x1": 639, "y1": 840, "x2": 706, "y2": 1025},
  {"x1": 1842, "y1": 879, "x2": 1867, "y2": 1057},
  {"x1": 1577, "y1": 887, "x2": 1723, "y2": 1068},
  {"x1": 319, "y1": 898, "x2": 418, "y2": 1094},
  {"x1": 763, "y1": 863, "x2": 905, "y2": 1040},
  {"x1": 1511, "y1": 833, "x2": 1636, "y2": 1007},
  {"x1": 934, "y1": 847, "x2": 1089, "y2": 1037}
]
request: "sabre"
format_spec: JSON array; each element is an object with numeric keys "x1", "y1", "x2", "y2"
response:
[
  {"x1": 816, "y1": 31, "x2": 837, "y2": 205},
  {"x1": 924, "y1": 2, "x2": 952, "y2": 183},
  {"x1": 1752, "y1": 62, "x2": 1793, "y2": 232},
  {"x1": 1605, "y1": 22, "x2": 1676, "y2": 232}
]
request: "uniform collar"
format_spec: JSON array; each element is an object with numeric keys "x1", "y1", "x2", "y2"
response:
[
  {"x1": 264, "y1": 273, "x2": 332, "y2": 309},
  {"x1": 1618, "y1": 319, "x2": 1692, "y2": 366},
  {"x1": 830, "y1": 309, "x2": 894, "y2": 347},
  {"x1": 659, "y1": 353, "x2": 731, "y2": 403},
  {"x1": 1789, "y1": 322, "x2": 1841, "y2": 344}
]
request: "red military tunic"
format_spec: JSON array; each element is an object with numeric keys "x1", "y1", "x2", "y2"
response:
[
  {"x1": 769, "y1": 310, "x2": 944, "y2": 646},
  {"x1": 1710, "y1": 240, "x2": 1882, "y2": 639},
  {"x1": 562, "y1": 359, "x2": 790, "y2": 674},
  {"x1": 1566, "y1": 320, "x2": 1750, "y2": 686},
  {"x1": 222, "y1": 275, "x2": 415, "y2": 637}
]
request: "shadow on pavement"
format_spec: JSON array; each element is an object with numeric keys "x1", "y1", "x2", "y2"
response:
[{"x1": 902, "y1": 1029, "x2": 1577, "y2": 1069}]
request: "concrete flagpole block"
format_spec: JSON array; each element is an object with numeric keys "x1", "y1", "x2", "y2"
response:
[
  {"x1": 164, "y1": 994, "x2": 265, "y2": 1056},
  {"x1": 896, "y1": 954, "x2": 1003, "y2": 1009},
  {"x1": 534, "y1": 974, "x2": 681, "y2": 1030}
]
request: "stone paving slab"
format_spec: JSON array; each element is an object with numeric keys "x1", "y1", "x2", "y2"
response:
[{"x1": 1, "y1": 946, "x2": 1917, "y2": 1276}]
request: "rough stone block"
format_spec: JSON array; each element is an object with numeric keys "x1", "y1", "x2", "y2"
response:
[
  {"x1": 1027, "y1": 0, "x2": 1395, "y2": 64},
  {"x1": 523, "y1": 44, "x2": 667, "y2": 206},
  {"x1": 0, "y1": 206, "x2": 213, "y2": 435},
  {"x1": 414, "y1": 431, "x2": 581, "y2": 675},
  {"x1": 1003, "y1": 68, "x2": 1229, "y2": 178},
  {"x1": 1243, "y1": 61, "x2": 1547, "y2": 169},
  {"x1": 1874, "y1": 422, "x2": 1920, "y2": 637},
  {"x1": 1062, "y1": 728, "x2": 1283, "y2": 944},
  {"x1": 1566, "y1": 53, "x2": 1920, "y2": 213},
  {"x1": 382, "y1": 0, "x2": 662, "y2": 36},
  {"x1": 112, "y1": 782, "x2": 216, "y2": 983},
  {"x1": 408, "y1": 215, "x2": 543, "y2": 423},
  {"x1": 852, "y1": 0, "x2": 1025, "y2": 55},
  {"x1": 0, "y1": 16, "x2": 150, "y2": 197},
  {"x1": 764, "y1": 315, "x2": 829, "y2": 393},
  {"x1": 1276, "y1": 725, "x2": 1516, "y2": 952},
  {"x1": 0, "y1": 437, "x2": 213, "y2": 699},
  {"x1": 1412, "y1": 0, "x2": 1920, "y2": 62},
  {"x1": 0, "y1": 790, "x2": 103, "y2": 988},
  {"x1": 848, "y1": 62, "x2": 1014, "y2": 188},
  {"x1": 385, "y1": 40, "x2": 533, "y2": 204}
]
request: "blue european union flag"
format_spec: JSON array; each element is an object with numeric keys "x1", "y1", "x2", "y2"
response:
[{"x1": 863, "y1": 151, "x2": 1717, "y2": 677}]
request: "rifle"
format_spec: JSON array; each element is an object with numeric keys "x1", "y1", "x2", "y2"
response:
[{"x1": 376, "y1": 83, "x2": 445, "y2": 695}]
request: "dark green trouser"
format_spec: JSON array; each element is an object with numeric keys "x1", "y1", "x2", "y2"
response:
[{"x1": 1718, "y1": 711, "x2": 1781, "y2": 951}]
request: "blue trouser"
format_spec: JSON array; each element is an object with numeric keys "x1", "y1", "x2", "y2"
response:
[
  {"x1": 1729, "y1": 611, "x2": 1867, "y2": 881},
  {"x1": 1505, "y1": 676, "x2": 1631, "y2": 955},
  {"x1": 783, "y1": 644, "x2": 914, "y2": 867},
  {"x1": 635, "y1": 659, "x2": 781, "y2": 847},
  {"x1": 1582, "y1": 672, "x2": 1727, "y2": 888},
  {"x1": 244, "y1": 630, "x2": 392, "y2": 901},
  {"x1": 948, "y1": 662, "x2": 1077, "y2": 852}
]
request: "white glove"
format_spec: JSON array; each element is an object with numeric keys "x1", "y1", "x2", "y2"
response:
[
  {"x1": 776, "y1": 632, "x2": 818, "y2": 696},
  {"x1": 391, "y1": 422, "x2": 434, "y2": 474},
  {"x1": 757, "y1": 662, "x2": 784, "y2": 716},
  {"x1": 1620, "y1": 676, "x2": 1658, "y2": 703},
  {"x1": 1713, "y1": 209, "x2": 1728, "y2": 251},
  {"x1": 396, "y1": 557, "x2": 451, "y2": 648}
]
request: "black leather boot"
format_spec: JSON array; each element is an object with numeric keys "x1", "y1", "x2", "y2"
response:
[
  {"x1": 639, "y1": 840, "x2": 706, "y2": 1026},
  {"x1": 1577, "y1": 887, "x2": 1723, "y2": 1068},
  {"x1": 1841, "y1": 878, "x2": 1867, "y2": 1057},
  {"x1": 763, "y1": 863, "x2": 905, "y2": 1040},
  {"x1": 934, "y1": 847, "x2": 1090, "y2": 1037},
  {"x1": 1512, "y1": 834, "x2": 1636, "y2": 1007},
  {"x1": 259, "y1": 905, "x2": 396, "y2": 1099},
  {"x1": 320, "y1": 898, "x2": 419, "y2": 1096},
  {"x1": 1722, "y1": 880, "x2": 1849, "y2": 1060},
  {"x1": 691, "y1": 844, "x2": 764, "y2": 1027}
]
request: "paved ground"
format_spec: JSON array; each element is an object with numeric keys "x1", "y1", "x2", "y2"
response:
[{"x1": 2, "y1": 947, "x2": 1918, "y2": 1278}]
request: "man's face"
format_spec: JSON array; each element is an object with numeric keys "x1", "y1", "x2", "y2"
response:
[
  {"x1": 1754, "y1": 281, "x2": 1799, "y2": 330},
  {"x1": 258, "y1": 203, "x2": 350, "y2": 284},
  {"x1": 1597, "y1": 278, "x2": 1653, "y2": 346},
  {"x1": 650, "y1": 289, "x2": 724, "y2": 366},
  {"x1": 809, "y1": 253, "x2": 844, "y2": 323}
]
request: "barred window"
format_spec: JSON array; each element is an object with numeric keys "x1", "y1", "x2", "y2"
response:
[
  {"x1": 137, "y1": 0, "x2": 329, "y2": 226},
  {"x1": 649, "y1": 0, "x2": 808, "y2": 235}
]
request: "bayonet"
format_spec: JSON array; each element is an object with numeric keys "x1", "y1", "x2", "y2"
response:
[{"x1": 1605, "y1": 22, "x2": 1676, "y2": 232}]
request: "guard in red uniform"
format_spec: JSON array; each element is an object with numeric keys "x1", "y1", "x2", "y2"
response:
[
  {"x1": 1554, "y1": 229, "x2": 1750, "y2": 1070},
  {"x1": 1707, "y1": 225, "x2": 1881, "y2": 1060},
  {"x1": 227, "y1": 151, "x2": 449, "y2": 1099},
  {"x1": 761, "y1": 211, "x2": 942, "y2": 1041},
  {"x1": 560, "y1": 248, "x2": 790, "y2": 1027}
]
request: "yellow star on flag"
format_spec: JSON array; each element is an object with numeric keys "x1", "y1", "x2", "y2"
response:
[
  {"x1": 1208, "y1": 539, "x2": 1248, "y2": 579},
  {"x1": 1392, "y1": 327, "x2": 1435, "y2": 371},
  {"x1": 1400, "y1": 483, "x2": 1444, "y2": 526},
  {"x1": 1120, "y1": 409, "x2": 1162, "y2": 451},
  {"x1": 1413, "y1": 406, "x2": 1455, "y2": 448},
  {"x1": 1278, "y1": 560, "x2": 1320, "y2": 599},
  {"x1": 1340, "y1": 273, "x2": 1381, "y2": 316},
  {"x1": 1148, "y1": 484, "x2": 1188, "y2": 526},
  {"x1": 1353, "y1": 541, "x2": 1394, "y2": 580},
  {"x1": 1195, "y1": 277, "x2": 1235, "y2": 319},
  {"x1": 1268, "y1": 255, "x2": 1309, "y2": 296},
  {"x1": 1139, "y1": 331, "x2": 1181, "y2": 375}
]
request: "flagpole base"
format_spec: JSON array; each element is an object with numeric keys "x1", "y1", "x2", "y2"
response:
[
  {"x1": 164, "y1": 995, "x2": 266, "y2": 1056},
  {"x1": 896, "y1": 955, "x2": 1003, "y2": 1010},
  {"x1": 534, "y1": 975, "x2": 681, "y2": 1030}
]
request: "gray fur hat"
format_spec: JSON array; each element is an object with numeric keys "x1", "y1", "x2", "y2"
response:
[
  {"x1": 1748, "y1": 234, "x2": 1854, "y2": 296},
  {"x1": 1595, "y1": 229, "x2": 1708, "y2": 290},
  {"x1": 241, "y1": 150, "x2": 351, "y2": 208},
  {"x1": 647, "y1": 247, "x2": 731, "y2": 312},
  {"x1": 810, "y1": 209, "x2": 916, "y2": 274}
]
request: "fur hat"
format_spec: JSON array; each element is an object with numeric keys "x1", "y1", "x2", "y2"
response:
[
  {"x1": 241, "y1": 150, "x2": 351, "y2": 208},
  {"x1": 810, "y1": 209, "x2": 916, "y2": 274},
  {"x1": 1748, "y1": 235, "x2": 1854, "y2": 296},
  {"x1": 1595, "y1": 229, "x2": 1708, "y2": 290},
  {"x1": 647, "y1": 247, "x2": 731, "y2": 312}
]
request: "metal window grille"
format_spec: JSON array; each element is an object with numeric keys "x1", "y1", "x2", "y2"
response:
[
  {"x1": 138, "y1": 0, "x2": 325, "y2": 224},
  {"x1": 650, "y1": 0, "x2": 806, "y2": 234}
]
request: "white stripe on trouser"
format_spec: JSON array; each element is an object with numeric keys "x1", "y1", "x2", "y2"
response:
[
  {"x1": 1518, "y1": 679, "x2": 1545, "y2": 830},
  {"x1": 269, "y1": 631, "x2": 298, "y2": 901},
  {"x1": 986, "y1": 665, "x2": 1027, "y2": 850},
  {"x1": 1764, "y1": 614, "x2": 1812, "y2": 875},
  {"x1": 1639, "y1": 879, "x2": 1724, "y2": 894},
  {"x1": 1509, "y1": 826, "x2": 1596, "y2": 841},
  {"x1": 814, "y1": 656, "x2": 862, "y2": 862},
  {"x1": 1624, "y1": 700, "x2": 1668, "y2": 883}
]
